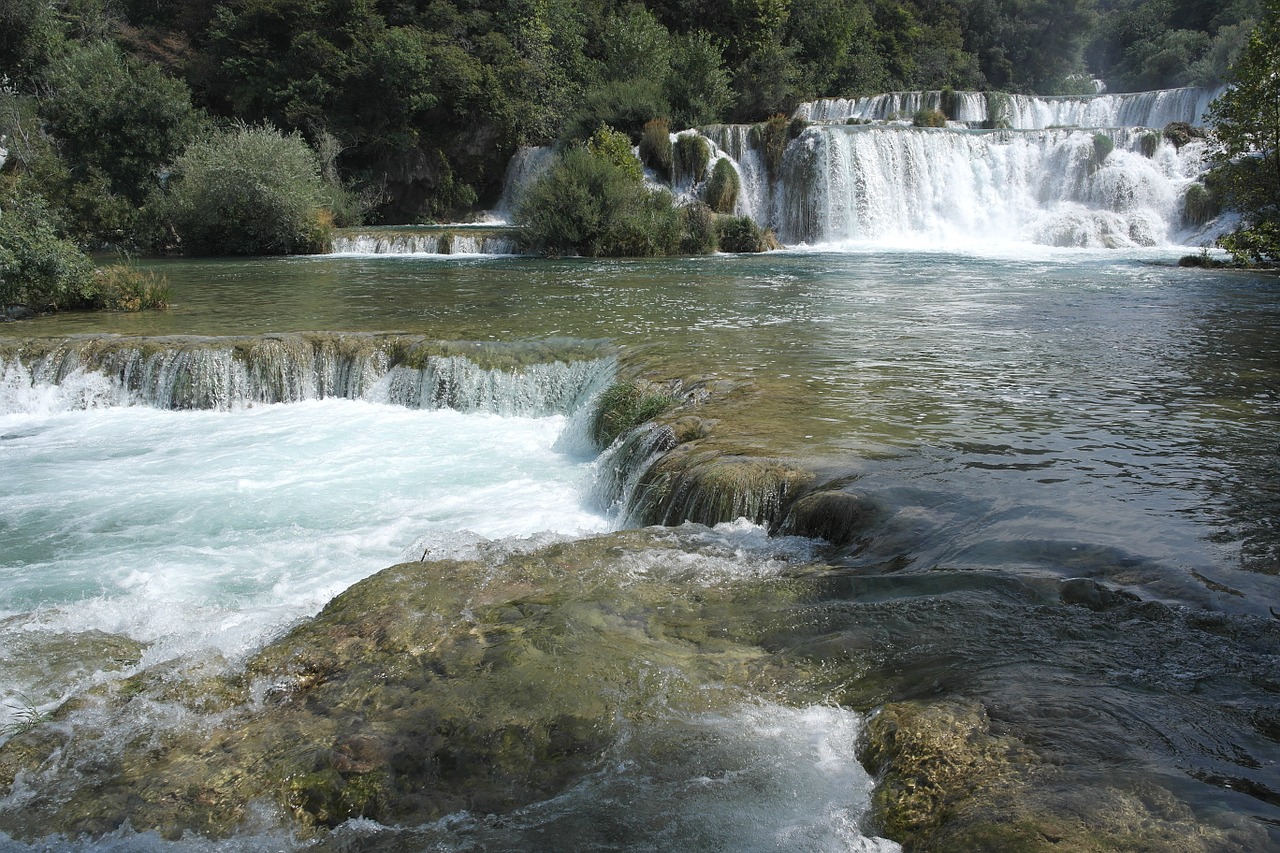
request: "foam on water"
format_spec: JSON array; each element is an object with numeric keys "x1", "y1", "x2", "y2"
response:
[{"x1": 0, "y1": 396, "x2": 610, "y2": 702}]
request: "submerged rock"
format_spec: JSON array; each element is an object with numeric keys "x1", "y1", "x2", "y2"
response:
[{"x1": 862, "y1": 700, "x2": 1267, "y2": 852}]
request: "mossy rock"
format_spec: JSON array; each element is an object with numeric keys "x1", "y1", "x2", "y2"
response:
[
  {"x1": 862, "y1": 701, "x2": 1268, "y2": 852},
  {"x1": 780, "y1": 489, "x2": 880, "y2": 545},
  {"x1": 632, "y1": 446, "x2": 815, "y2": 528},
  {"x1": 0, "y1": 530, "x2": 817, "y2": 841}
]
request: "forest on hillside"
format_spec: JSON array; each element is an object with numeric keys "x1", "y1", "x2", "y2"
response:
[{"x1": 0, "y1": 0, "x2": 1267, "y2": 245}]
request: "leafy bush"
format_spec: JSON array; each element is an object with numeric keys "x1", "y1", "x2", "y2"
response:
[
  {"x1": 639, "y1": 119, "x2": 673, "y2": 179},
  {"x1": 715, "y1": 215, "x2": 778, "y2": 253},
  {"x1": 42, "y1": 42, "x2": 202, "y2": 207},
  {"x1": 1139, "y1": 131, "x2": 1162, "y2": 158},
  {"x1": 674, "y1": 133, "x2": 711, "y2": 183},
  {"x1": 587, "y1": 126, "x2": 644, "y2": 183},
  {"x1": 757, "y1": 113, "x2": 792, "y2": 180},
  {"x1": 0, "y1": 183, "x2": 95, "y2": 310},
  {"x1": 704, "y1": 158, "x2": 740, "y2": 213},
  {"x1": 90, "y1": 264, "x2": 171, "y2": 311},
  {"x1": 166, "y1": 125, "x2": 335, "y2": 256},
  {"x1": 1092, "y1": 133, "x2": 1115, "y2": 167},
  {"x1": 913, "y1": 109, "x2": 947, "y2": 127},
  {"x1": 681, "y1": 201, "x2": 718, "y2": 254},
  {"x1": 516, "y1": 137, "x2": 720, "y2": 258},
  {"x1": 1182, "y1": 182, "x2": 1219, "y2": 227}
]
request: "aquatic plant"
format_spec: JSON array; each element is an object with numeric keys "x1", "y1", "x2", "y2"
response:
[
  {"x1": 90, "y1": 264, "x2": 171, "y2": 311},
  {"x1": 913, "y1": 108, "x2": 947, "y2": 127},
  {"x1": 591, "y1": 381, "x2": 679, "y2": 447},
  {"x1": 1139, "y1": 130, "x2": 1162, "y2": 158},
  {"x1": 681, "y1": 201, "x2": 718, "y2": 254},
  {"x1": 1092, "y1": 133, "x2": 1115, "y2": 168},
  {"x1": 1182, "y1": 182, "x2": 1219, "y2": 226},
  {"x1": 0, "y1": 697, "x2": 49, "y2": 738}
]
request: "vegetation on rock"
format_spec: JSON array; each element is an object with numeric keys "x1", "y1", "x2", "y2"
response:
[{"x1": 1206, "y1": 0, "x2": 1280, "y2": 265}]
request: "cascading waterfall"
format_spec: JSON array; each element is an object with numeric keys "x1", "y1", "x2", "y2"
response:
[
  {"x1": 0, "y1": 334, "x2": 615, "y2": 415},
  {"x1": 795, "y1": 85, "x2": 1226, "y2": 129},
  {"x1": 467, "y1": 85, "x2": 1226, "y2": 250},
  {"x1": 330, "y1": 230, "x2": 518, "y2": 255},
  {"x1": 772, "y1": 125, "x2": 1209, "y2": 247}
]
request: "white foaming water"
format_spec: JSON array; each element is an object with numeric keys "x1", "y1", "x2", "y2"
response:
[
  {"x1": 795, "y1": 85, "x2": 1226, "y2": 129},
  {"x1": 774, "y1": 125, "x2": 1208, "y2": 248},
  {"x1": 316, "y1": 703, "x2": 901, "y2": 853},
  {"x1": 0, "y1": 394, "x2": 609, "y2": 707}
]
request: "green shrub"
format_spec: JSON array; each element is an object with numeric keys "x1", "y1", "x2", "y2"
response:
[
  {"x1": 90, "y1": 264, "x2": 171, "y2": 311},
  {"x1": 1138, "y1": 131, "x2": 1161, "y2": 158},
  {"x1": 913, "y1": 109, "x2": 947, "y2": 127},
  {"x1": 704, "y1": 158, "x2": 740, "y2": 214},
  {"x1": 587, "y1": 125, "x2": 643, "y2": 183},
  {"x1": 940, "y1": 86, "x2": 958, "y2": 120},
  {"x1": 1182, "y1": 182, "x2": 1220, "y2": 227},
  {"x1": 1092, "y1": 133, "x2": 1115, "y2": 167},
  {"x1": 715, "y1": 215, "x2": 778, "y2": 253},
  {"x1": 516, "y1": 142, "x2": 720, "y2": 258},
  {"x1": 639, "y1": 119, "x2": 673, "y2": 179},
  {"x1": 674, "y1": 133, "x2": 711, "y2": 183},
  {"x1": 166, "y1": 125, "x2": 334, "y2": 256},
  {"x1": 983, "y1": 91, "x2": 1011, "y2": 129},
  {"x1": 680, "y1": 201, "x2": 717, "y2": 254},
  {"x1": 758, "y1": 113, "x2": 791, "y2": 180},
  {"x1": 0, "y1": 183, "x2": 96, "y2": 310}
]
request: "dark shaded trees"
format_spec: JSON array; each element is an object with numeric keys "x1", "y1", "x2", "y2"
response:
[{"x1": 1206, "y1": 0, "x2": 1280, "y2": 264}]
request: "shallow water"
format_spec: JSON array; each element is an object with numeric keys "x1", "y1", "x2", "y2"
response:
[{"x1": 1, "y1": 247, "x2": 1277, "y2": 847}]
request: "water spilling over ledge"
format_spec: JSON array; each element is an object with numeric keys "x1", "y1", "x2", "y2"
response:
[
  {"x1": 0, "y1": 333, "x2": 614, "y2": 415},
  {"x1": 794, "y1": 85, "x2": 1226, "y2": 130}
]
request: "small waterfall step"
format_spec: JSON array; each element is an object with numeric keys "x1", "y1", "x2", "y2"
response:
[
  {"x1": 331, "y1": 225, "x2": 522, "y2": 256},
  {"x1": 795, "y1": 85, "x2": 1227, "y2": 131}
]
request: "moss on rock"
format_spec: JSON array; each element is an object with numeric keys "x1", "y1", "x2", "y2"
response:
[{"x1": 862, "y1": 700, "x2": 1268, "y2": 852}]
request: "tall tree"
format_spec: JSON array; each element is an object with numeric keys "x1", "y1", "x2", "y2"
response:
[{"x1": 1207, "y1": 0, "x2": 1280, "y2": 264}]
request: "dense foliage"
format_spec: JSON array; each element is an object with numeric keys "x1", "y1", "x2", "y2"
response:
[
  {"x1": 0, "y1": 0, "x2": 1269, "y2": 252},
  {"x1": 166, "y1": 125, "x2": 335, "y2": 256},
  {"x1": 1206, "y1": 0, "x2": 1280, "y2": 265}
]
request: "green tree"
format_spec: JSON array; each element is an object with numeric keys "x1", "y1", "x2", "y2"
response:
[
  {"x1": 165, "y1": 124, "x2": 335, "y2": 256},
  {"x1": 1207, "y1": 1, "x2": 1280, "y2": 264},
  {"x1": 0, "y1": 181, "x2": 96, "y2": 310},
  {"x1": 515, "y1": 130, "x2": 688, "y2": 257},
  {"x1": 38, "y1": 41, "x2": 202, "y2": 245}
]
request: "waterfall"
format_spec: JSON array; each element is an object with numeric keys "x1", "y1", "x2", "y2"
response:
[
  {"x1": 331, "y1": 229, "x2": 518, "y2": 255},
  {"x1": 773, "y1": 125, "x2": 1209, "y2": 247},
  {"x1": 795, "y1": 86, "x2": 1226, "y2": 129},
  {"x1": 0, "y1": 334, "x2": 615, "y2": 415},
  {"x1": 700, "y1": 125, "x2": 770, "y2": 221},
  {"x1": 494, "y1": 145, "x2": 557, "y2": 220}
]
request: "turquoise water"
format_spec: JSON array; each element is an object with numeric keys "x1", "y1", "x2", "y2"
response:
[{"x1": 1, "y1": 247, "x2": 1277, "y2": 847}]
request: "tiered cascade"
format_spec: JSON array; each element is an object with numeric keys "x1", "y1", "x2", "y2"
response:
[
  {"x1": 484, "y1": 85, "x2": 1223, "y2": 250},
  {"x1": 0, "y1": 334, "x2": 613, "y2": 415}
]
